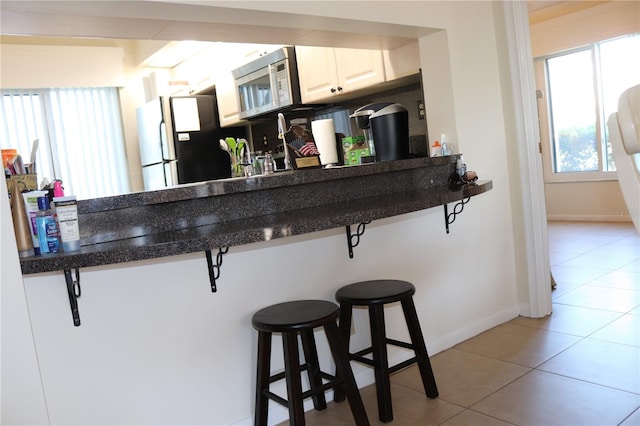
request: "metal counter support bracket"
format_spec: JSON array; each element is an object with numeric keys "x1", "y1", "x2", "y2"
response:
[
  {"x1": 444, "y1": 197, "x2": 471, "y2": 234},
  {"x1": 63, "y1": 268, "x2": 82, "y2": 327},
  {"x1": 205, "y1": 247, "x2": 229, "y2": 292},
  {"x1": 346, "y1": 221, "x2": 371, "y2": 259}
]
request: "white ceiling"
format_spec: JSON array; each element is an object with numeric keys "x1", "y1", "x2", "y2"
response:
[
  {"x1": 1, "y1": 1, "x2": 611, "y2": 69},
  {"x1": 527, "y1": 1, "x2": 610, "y2": 24},
  {"x1": 0, "y1": 1, "x2": 440, "y2": 69},
  {"x1": 0, "y1": 1, "x2": 430, "y2": 50}
]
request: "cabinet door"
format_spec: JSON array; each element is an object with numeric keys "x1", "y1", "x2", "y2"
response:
[
  {"x1": 241, "y1": 44, "x2": 283, "y2": 62},
  {"x1": 216, "y1": 69, "x2": 242, "y2": 127},
  {"x1": 334, "y1": 48, "x2": 385, "y2": 93},
  {"x1": 383, "y1": 41, "x2": 420, "y2": 81},
  {"x1": 296, "y1": 46, "x2": 339, "y2": 103}
]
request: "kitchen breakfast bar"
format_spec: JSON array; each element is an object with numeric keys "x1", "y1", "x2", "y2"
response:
[
  {"x1": 19, "y1": 155, "x2": 491, "y2": 327},
  {"x1": 9, "y1": 155, "x2": 495, "y2": 425},
  {"x1": 21, "y1": 156, "x2": 490, "y2": 273}
]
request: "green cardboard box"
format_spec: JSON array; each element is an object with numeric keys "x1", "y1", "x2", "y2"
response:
[{"x1": 342, "y1": 136, "x2": 370, "y2": 165}]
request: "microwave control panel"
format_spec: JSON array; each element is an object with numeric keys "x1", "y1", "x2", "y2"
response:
[{"x1": 274, "y1": 61, "x2": 290, "y2": 105}]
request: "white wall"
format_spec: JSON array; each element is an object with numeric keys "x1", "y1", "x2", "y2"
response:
[
  {"x1": 2, "y1": 2, "x2": 525, "y2": 424},
  {"x1": 545, "y1": 180, "x2": 633, "y2": 221},
  {"x1": 530, "y1": 1, "x2": 640, "y2": 221},
  {"x1": 0, "y1": 44, "x2": 125, "y2": 89},
  {"x1": 21, "y1": 209, "x2": 517, "y2": 425},
  {"x1": 1, "y1": 178, "x2": 49, "y2": 425}
]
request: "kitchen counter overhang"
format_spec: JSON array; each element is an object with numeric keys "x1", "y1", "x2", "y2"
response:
[{"x1": 19, "y1": 156, "x2": 492, "y2": 275}]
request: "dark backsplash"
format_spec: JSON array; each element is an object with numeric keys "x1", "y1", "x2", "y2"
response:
[{"x1": 244, "y1": 80, "x2": 428, "y2": 159}]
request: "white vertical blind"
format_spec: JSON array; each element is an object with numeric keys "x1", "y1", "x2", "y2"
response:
[
  {"x1": 0, "y1": 91, "x2": 51, "y2": 180},
  {"x1": 1, "y1": 88, "x2": 130, "y2": 199}
]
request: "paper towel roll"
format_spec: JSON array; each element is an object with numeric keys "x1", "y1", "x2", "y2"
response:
[{"x1": 311, "y1": 119, "x2": 339, "y2": 165}]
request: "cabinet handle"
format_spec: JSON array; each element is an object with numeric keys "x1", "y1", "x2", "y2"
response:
[
  {"x1": 330, "y1": 87, "x2": 337, "y2": 93},
  {"x1": 337, "y1": 86, "x2": 343, "y2": 92}
]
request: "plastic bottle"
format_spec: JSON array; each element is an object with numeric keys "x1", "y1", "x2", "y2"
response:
[
  {"x1": 22, "y1": 190, "x2": 49, "y2": 255},
  {"x1": 53, "y1": 180, "x2": 65, "y2": 197},
  {"x1": 53, "y1": 195, "x2": 80, "y2": 252},
  {"x1": 441, "y1": 134, "x2": 451, "y2": 156},
  {"x1": 264, "y1": 153, "x2": 275, "y2": 174},
  {"x1": 35, "y1": 196, "x2": 60, "y2": 254},
  {"x1": 457, "y1": 155, "x2": 467, "y2": 177},
  {"x1": 431, "y1": 140, "x2": 442, "y2": 157}
]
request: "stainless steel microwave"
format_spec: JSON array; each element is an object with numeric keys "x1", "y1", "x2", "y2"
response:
[{"x1": 232, "y1": 46, "x2": 302, "y2": 120}]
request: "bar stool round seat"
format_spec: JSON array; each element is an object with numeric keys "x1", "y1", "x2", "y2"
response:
[
  {"x1": 336, "y1": 279, "x2": 416, "y2": 305},
  {"x1": 334, "y1": 280, "x2": 439, "y2": 423},
  {"x1": 252, "y1": 300, "x2": 369, "y2": 426}
]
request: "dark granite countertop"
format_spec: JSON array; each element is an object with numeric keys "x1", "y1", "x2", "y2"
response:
[
  {"x1": 76, "y1": 156, "x2": 457, "y2": 213},
  {"x1": 19, "y1": 156, "x2": 492, "y2": 275}
]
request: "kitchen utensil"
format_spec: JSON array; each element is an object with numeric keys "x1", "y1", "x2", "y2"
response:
[
  {"x1": 29, "y1": 139, "x2": 39, "y2": 173},
  {"x1": 12, "y1": 155, "x2": 25, "y2": 174}
]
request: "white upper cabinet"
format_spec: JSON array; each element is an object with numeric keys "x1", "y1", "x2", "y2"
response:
[
  {"x1": 170, "y1": 43, "x2": 282, "y2": 127},
  {"x1": 296, "y1": 46, "x2": 385, "y2": 103},
  {"x1": 215, "y1": 67, "x2": 242, "y2": 127},
  {"x1": 169, "y1": 41, "x2": 419, "y2": 125},
  {"x1": 382, "y1": 41, "x2": 420, "y2": 81}
]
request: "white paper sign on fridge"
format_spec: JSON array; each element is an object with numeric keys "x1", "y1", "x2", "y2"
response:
[{"x1": 172, "y1": 98, "x2": 201, "y2": 132}]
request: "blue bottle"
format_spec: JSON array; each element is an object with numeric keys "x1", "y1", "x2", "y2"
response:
[{"x1": 35, "y1": 196, "x2": 60, "y2": 254}]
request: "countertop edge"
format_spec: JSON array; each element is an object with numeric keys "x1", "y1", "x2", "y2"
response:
[{"x1": 20, "y1": 181, "x2": 491, "y2": 275}]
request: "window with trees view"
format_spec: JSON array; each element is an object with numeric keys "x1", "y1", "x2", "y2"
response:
[{"x1": 540, "y1": 33, "x2": 639, "y2": 179}]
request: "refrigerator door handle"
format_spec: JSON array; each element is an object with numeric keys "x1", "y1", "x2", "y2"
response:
[{"x1": 160, "y1": 121, "x2": 171, "y2": 161}]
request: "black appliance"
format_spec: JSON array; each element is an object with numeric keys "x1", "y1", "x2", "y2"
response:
[
  {"x1": 136, "y1": 94, "x2": 246, "y2": 191},
  {"x1": 351, "y1": 103, "x2": 409, "y2": 161}
]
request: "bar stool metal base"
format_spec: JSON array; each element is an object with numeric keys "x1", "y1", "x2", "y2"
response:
[
  {"x1": 252, "y1": 300, "x2": 369, "y2": 426},
  {"x1": 334, "y1": 280, "x2": 439, "y2": 423}
]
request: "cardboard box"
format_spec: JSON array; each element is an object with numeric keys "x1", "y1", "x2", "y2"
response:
[
  {"x1": 342, "y1": 136, "x2": 370, "y2": 165},
  {"x1": 6, "y1": 174, "x2": 37, "y2": 193}
]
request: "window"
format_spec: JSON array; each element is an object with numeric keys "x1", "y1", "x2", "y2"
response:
[
  {"x1": 537, "y1": 33, "x2": 640, "y2": 181},
  {"x1": 1, "y1": 87, "x2": 130, "y2": 199}
]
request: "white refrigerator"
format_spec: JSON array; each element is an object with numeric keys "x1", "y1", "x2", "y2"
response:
[{"x1": 136, "y1": 95, "x2": 246, "y2": 191}]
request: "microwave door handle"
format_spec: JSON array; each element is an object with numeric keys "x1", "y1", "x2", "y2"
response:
[{"x1": 269, "y1": 64, "x2": 279, "y2": 107}]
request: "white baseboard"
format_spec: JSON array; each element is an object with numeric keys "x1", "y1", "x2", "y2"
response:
[
  {"x1": 425, "y1": 304, "x2": 521, "y2": 355},
  {"x1": 547, "y1": 214, "x2": 633, "y2": 223}
]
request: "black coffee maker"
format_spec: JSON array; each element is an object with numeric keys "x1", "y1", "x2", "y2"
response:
[{"x1": 350, "y1": 102, "x2": 409, "y2": 161}]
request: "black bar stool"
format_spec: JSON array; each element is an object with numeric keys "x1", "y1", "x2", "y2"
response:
[
  {"x1": 252, "y1": 299, "x2": 369, "y2": 426},
  {"x1": 334, "y1": 280, "x2": 439, "y2": 423}
]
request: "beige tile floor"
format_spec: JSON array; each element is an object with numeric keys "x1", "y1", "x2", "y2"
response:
[{"x1": 280, "y1": 221, "x2": 640, "y2": 425}]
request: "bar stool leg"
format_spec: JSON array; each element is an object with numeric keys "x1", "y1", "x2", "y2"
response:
[
  {"x1": 401, "y1": 298, "x2": 439, "y2": 398},
  {"x1": 282, "y1": 332, "x2": 306, "y2": 426},
  {"x1": 333, "y1": 303, "x2": 353, "y2": 403},
  {"x1": 369, "y1": 304, "x2": 393, "y2": 423},
  {"x1": 324, "y1": 322, "x2": 370, "y2": 426},
  {"x1": 255, "y1": 331, "x2": 272, "y2": 426},
  {"x1": 300, "y1": 329, "x2": 327, "y2": 410}
]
